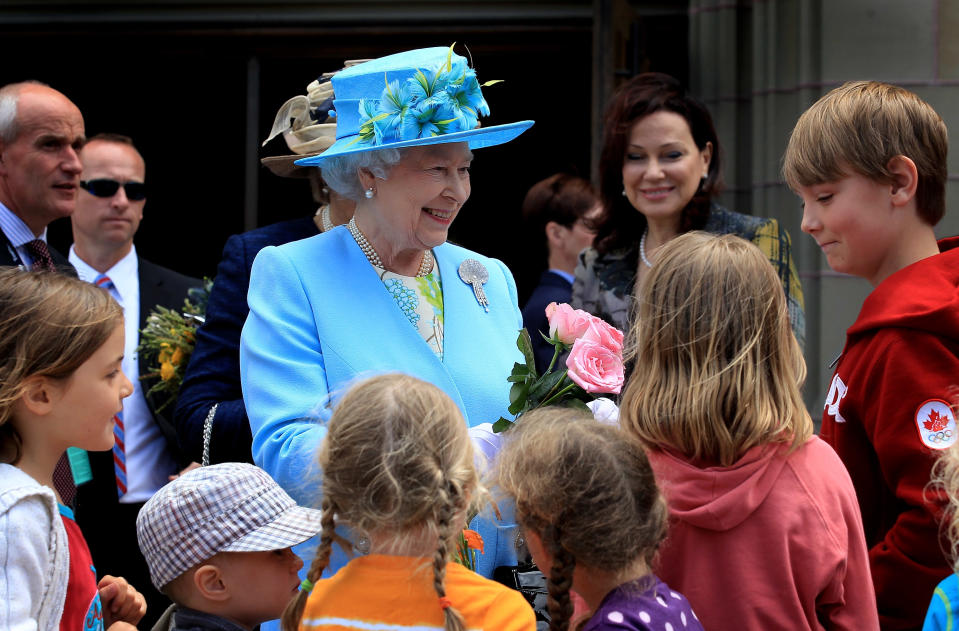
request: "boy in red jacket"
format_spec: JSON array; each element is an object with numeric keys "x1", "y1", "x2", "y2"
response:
[{"x1": 783, "y1": 81, "x2": 959, "y2": 630}]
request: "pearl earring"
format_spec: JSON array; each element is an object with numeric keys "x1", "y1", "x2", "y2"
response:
[
  {"x1": 364, "y1": 187, "x2": 375, "y2": 199},
  {"x1": 621, "y1": 189, "x2": 627, "y2": 197}
]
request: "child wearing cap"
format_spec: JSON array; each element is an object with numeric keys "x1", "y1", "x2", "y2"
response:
[
  {"x1": 136, "y1": 462, "x2": 322, "y2": 631},
  {"x1": 783, "y1": 81, "x2": 959, "y2": 629}
]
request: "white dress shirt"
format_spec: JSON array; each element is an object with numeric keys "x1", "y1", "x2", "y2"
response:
[
  {"x1": 0, "y1": 201, "x2": 47, "y2": 268},
  {"x1": 69, "y1": 245, "x2": 178, "y2": 503}
]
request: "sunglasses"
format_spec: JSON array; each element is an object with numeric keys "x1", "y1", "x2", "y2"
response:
[{"x1": 80, "y1": 179, "x2": 147, "y2": 201}]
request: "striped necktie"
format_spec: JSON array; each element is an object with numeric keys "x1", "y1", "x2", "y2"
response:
[{"x1": 94, "y1": 274, "x2": 127, "y2": 498}]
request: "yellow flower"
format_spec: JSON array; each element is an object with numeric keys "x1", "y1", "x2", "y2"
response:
[
  {"x1": 160, "y1": 362, "x2": 176, "y2": 381},
  {"x1": 171, "y1": 347, "x2": 184, "y2": 365},
  {"x1": 158, "y1": 350, "x2": 171, "y2": 363}
]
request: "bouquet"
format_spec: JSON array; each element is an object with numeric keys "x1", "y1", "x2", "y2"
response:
[
  {"x1": 137, "y1": 280, "x2": 212, "y2": 413},
  {"x1": 492, "y1": 302, "x2": 624, "y2": 433}
]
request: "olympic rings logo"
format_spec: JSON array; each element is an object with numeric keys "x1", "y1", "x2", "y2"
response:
[{"x1": 928, "y1": 429, "x2": 954, "y2": 443}]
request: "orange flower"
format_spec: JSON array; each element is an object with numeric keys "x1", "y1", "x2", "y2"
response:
[
  {"x1": 160, "y1": 361, "x2": 176, "y2": 381},
  {"x1": 171, "y1": 347, "x2": 184, "y2": 366},
  {"x1": 462, "y1": 529, "x2": 484, "y2": 554}
]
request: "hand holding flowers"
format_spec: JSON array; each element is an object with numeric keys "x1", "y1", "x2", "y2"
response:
[{"x1": 492, "y1": 303, "x2": 624, "y2": 432}]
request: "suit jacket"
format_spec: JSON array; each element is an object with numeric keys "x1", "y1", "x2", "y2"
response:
[
  {"x1": 76, "y1": 257, "x2": 201, "y2": 510},
  {"x1": 175, "y1": 216, "x2": 319, "y2": 465},
  {"x1": 240, "y1": 226, "x2": 524, "y2": 578},
  {"x1": 521, "y1": 270, "x2": 573, "y2": 374},
  {"x1": 0, "y1": 229, "x2": 75, "y2": 275}
]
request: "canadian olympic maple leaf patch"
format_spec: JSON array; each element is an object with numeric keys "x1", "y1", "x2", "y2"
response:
[{"x1": 915, "y1": 399, "x2": 958, "y2": 450}]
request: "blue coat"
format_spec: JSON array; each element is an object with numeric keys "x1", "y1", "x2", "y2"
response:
[{"x1": 240, "y1": 225, "x2": 523, "y2": 577}]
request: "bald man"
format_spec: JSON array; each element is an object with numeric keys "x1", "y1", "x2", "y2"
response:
[{"x1": 0, "y1": 81, "x2": 84, "y2": 270}]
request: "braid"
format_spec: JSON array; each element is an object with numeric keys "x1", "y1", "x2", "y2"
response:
[
  {"x1": 433, "y1": 482, "x2": 467, "y2": 631},
  {"x1": 281, "y1": 497, "x2": 338, "y2": 631},
  {"x1": 545, "y1": 524, "x2": 575, "y2": 631}
]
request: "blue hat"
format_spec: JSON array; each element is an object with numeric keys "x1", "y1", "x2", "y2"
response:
[{"x1": 294, "y1": 46, "x2": 534, "y2": 167}]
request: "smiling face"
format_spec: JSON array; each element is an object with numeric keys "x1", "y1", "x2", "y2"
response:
[
  {"x1": 215, "y1": 548, "x2": 304, "y2": 628},
  {"x1": 49, "y1": 322, "x2": 131, "y2": 452},
  {"x1": 361, "y1": 142, "x2": 472, "y2": 257},
  {"x1": 73, "y1": 140, "x2": 146, "y2": 258},
  {"x1": 0, "y1": 85, "x2": 85, "y2": 234},
  {"x1": 797, "y1": 171, "x2": 901, "y2": 285},
  {"x1": 621, "y1": 111, "x2": 711, "y2": 229}
]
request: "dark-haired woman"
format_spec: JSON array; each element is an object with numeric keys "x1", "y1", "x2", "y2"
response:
[{"x1": 572, "y1": 72, "x2": 804, "y2": 345}]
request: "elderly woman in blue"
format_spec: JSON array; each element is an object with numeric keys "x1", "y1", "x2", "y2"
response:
[{"x1": 240, "y1": 46, "x2": 534, "y2": 581}]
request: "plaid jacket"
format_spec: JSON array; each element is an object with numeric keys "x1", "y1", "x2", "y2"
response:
[{"x1": 572, "y1": 204, "x2": 806, "y2": 347}]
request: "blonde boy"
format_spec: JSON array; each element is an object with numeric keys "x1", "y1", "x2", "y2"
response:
[
  {"x1": 136, "y1": 463, "x2": 322, "y2": 631},
  {"x1": 783, "y1": 81, "x2": 959, "y2": 630}
]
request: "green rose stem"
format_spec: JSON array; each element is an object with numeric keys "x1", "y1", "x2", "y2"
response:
[
  {"x1": 544, "y1": 336, "x2": 571, "y2": 375},
  {"x1": 539, "y1": 379, "x2": 577, "y2": 408}
]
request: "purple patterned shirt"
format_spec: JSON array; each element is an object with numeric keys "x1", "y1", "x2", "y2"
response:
[{"x1": 582, "y1": 575, "x2": 703, "y2": 631}]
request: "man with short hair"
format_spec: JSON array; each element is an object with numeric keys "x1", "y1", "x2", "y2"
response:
[
  {"x1": 69, "y1": 133, "x2": 201, "y2": 628},
  {"x1": 0, "y1": 81, "x2": 84, "y2": 270}
]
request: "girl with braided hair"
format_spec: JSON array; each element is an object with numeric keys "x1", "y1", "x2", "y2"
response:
[
  {"x1": 281, "y1": 373, "x2": 535, "y2": 631},
  {"x1": 496, "y1": 408, "x2": 701, "y2": 631}
]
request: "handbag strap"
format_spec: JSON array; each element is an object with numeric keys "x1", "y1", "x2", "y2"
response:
[{"x1": 201, "y1": 403, "x2": 218, "y2": 467}]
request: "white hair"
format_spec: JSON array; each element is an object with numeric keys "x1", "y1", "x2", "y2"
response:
[
  {"x1": 0, "y1": 81, "x2": 48, "y2": 144},
  {"x1": 320, "y1": 147, "x2": 406, "y2": 201}
]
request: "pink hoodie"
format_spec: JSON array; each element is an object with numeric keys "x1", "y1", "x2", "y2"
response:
[{"x1": 648, "y1": 436, "x2": 879, "y2": 630}]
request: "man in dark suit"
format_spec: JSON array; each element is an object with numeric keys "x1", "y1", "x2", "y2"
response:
[
  {"x1": 68, "y1": 133, "x2": 200, "y2": 627},
  {"x1": 0, "y1": 81, "x2": 84, "y2": 271},
  {"x1": 520, "y1": 173, "x2": 600, "y2": 373},
  {"x1": 175, "y1": 68, "x2": 354, "y2": 466}
]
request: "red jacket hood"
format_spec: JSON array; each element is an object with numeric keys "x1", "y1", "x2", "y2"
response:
[
  {"x1": 846, "y1": 236, "x2": 959, "y2": 341},
  {"x1": 647, "y1": 442, "x2": 794, "y2": 531}
]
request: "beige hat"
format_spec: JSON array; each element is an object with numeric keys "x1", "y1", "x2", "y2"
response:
[{"x1": 260, "y1": 59, "x2": 369, "y2": 178}]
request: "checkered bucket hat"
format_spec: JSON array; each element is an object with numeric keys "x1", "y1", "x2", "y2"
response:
[{"x1": 136, "y1": 462, "x2": 322, "y2": 590}]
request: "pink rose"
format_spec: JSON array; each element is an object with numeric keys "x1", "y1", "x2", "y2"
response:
[
  {"x1": 566, "y1": 338, "x2": 625, "y2": 394},
  {"x1": 580, "y1": 317, "x2": 624, "y2": 355},
  {"x1": 545, "y1": 302, "x2": 592, "y2": 345}
]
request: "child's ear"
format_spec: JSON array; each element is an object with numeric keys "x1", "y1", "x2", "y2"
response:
[
  {"x1": 193, "y1": 564, "x2": 230, "y2": 602},
  {"x1": 18, "y1": 376, "x2": 59, "y2": 416},
  {"x1": 887, "y1": 155, "x2": 919, "y2": 207}
]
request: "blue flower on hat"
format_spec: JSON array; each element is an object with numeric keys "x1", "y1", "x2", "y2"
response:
[
  {"x1": 375, "y1": 79, "x2": 413, "y2": 138},
  {"x1": 401, "y1": 93, "x2": 463, "y2": 139},
  {"x1": 353, "y1": 44, "x2": 499, "y2": 146},
  {"x1": 446, "y1": 68, "x2": 490, "y2": 130},
  {"x1": 357, "y1": 99, "x2": 387, "y2": 145}
]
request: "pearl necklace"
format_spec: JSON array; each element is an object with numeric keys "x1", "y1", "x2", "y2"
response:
[
  {"x1": 348, "y1": 217, "x2": 434, "y2": 277},
  {"x1": 639, "y1": 227, "x2": 653, "y2": 268},
  {"x1": 319, "y1": 204, "x2": 334, "y2": 232}
]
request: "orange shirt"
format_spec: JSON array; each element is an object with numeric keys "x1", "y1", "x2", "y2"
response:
[{"x1": 300, "y1": 554, "x2": 535, "y2": 631}]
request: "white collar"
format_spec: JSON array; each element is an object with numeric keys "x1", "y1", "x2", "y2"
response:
[
  {"x1": 68, "y1": 244, "x2": 139, "y2": 303},
  {"x1": 0, "y1": 200, "x2": 46, "y2": 246}
]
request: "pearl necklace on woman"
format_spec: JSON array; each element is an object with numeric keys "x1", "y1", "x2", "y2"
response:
[
  {"x1": 348, "y1": 217, "x2": 434, "y2": 277},
  {"x1": 639, "y1": 227, "x2": 654, "y2": 268},
  {"x1": 318, "y1": 204, "x2": 334, "y2": 233}
]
